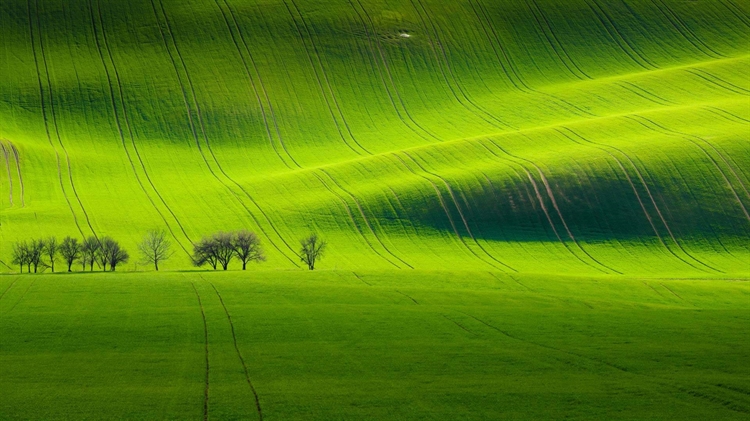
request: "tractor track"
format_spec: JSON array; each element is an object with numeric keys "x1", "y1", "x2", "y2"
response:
[
  {"x1": 525, "y1": 0, "x2": 590, "y2": 80},
  {"x1": 460, "y1": 310, "x2": 750, "y2": 415},
  {"x1": 347, "y1": 0, "x2": 441, "y2": 144},
  {"x1": 28, "y1": 0, "x2": 86, "y2": 239},
  {"x1": 468, "y1": 0, "x2": 596, "y2": 118},
  {"x1": 479, "y1": 137, "x2": 618, "y2": 274},
  {"x1": 1, "y1": 142, "x2": 12, "y2": 206},
  {"x1": 34, "y1": 0, "x2": 96, "y2": 237},
  {"x1": 282, "y1": 0, "x2": 369, "y2": 156},
  {"x1": 409, "y1": 0, "x2": 514, "y2": 131},
  {"x1": 627, "y1": 115, "x2": 750, "y2": 222},
  {"x1": 392, "y1": 152, "x2": 513, "y2": 272},
  {"x1": 9, "y1": 144, "x2": 24, "y2": 207},
  {"x1": 190, "y1": 282, "x2": 210, "y2": 421},
  {"x1": 209, "y1": 282, "x2": 263, "y2": 421},
  {"x1": 311, "y1": 170, "x2": 402, "y2": 269},
  {"x1": 556, "y1": 127, "x2": 715, "y2": 273},
  {"x1": 319, "y1": 169, "x2": 413, "y2": 269},
  {"x1": 650, "y1": 0, "x2": 723, "y2": 59},
  {"x1": 585, "y1": 0, "x2": 656, "y2": 70},
  {"x1": 401, "y1": 151, "x2": 516, "y2": 272},
  {"x1": 150, "y1": 0, "x2": 300, "y2": 266},
  {"x1": 211, "y1": 0, "x2": 298, "y2": 169},
  {"x1": 88, "y1": 0, "x2": 193, "y2": 256}
]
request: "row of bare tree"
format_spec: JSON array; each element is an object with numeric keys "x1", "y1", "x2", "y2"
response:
[
  {"x1": 11, "y1": 236, "x2": 129, "y2": 273},
  {"x1": 8, "y1": 230, "x2": 326, "y2": 273}
]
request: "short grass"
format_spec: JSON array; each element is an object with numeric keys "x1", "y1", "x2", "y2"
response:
[{"x1": 1, "y1": 270, "x2": 749, "y2": 420}]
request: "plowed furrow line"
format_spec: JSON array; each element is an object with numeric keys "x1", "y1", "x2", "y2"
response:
[
  {"x1": 151, "y1": 0, "x2": 299, "y2": 266},
  {"x1": 356, "y1": 0, "x2": 443, "y2": 141},
  {"x1": 311, "y1": 170, "x2": 401, "y2": 269},
  {"x1": 665, "y1": 154, "x2": 740, "y2": 259},
  {"x1": 489, "y1": 138, "x2": 618, "y2": 273},
  {"x1": 618, "y1": 81, "x2": 673, "y2": 105},
  {"x1": 470, "y1": 0, "x2": 596, "y2": 119},
  {"x1": 0, "y1": 278, "x2": 18, "y2": 301},
  {"x1": 397, "y1": 152, "x2": 514, "y2": 271},
  {"x1": 284, "y1": 0, "x2": 370, "y2": 155},
  {"x1": 4, "y1": 279, "x2": 35, "y2": 315},
  {"x1": 525, "y1": 0, "x2": 590, "y2": 80},
  {"x1": 686, "y1": 68, "x2": 750, "y2": 96},
  {"x1": 9, "y1": 144, "x2": 24, "y2": 207},
  {"x1": 585, "y1": 0, "x2": 656, "y2": 70},
  {"x1": 397, "y1": 290, "x2": 420, "y2": 305},
  {"x1": 478, "y1": 139, "x2": 611, "y2": 274},
  {"x1": 556, "y1": 127, "x2": 711, "y2": 272},
  {"x1": 467, "y1": 0, "x2": 523, "y2": 92},
  {"x1": 719, "y1": 0, "x2": 750, "y2": 28},
  {"x1": 348, "y1": 0, "x2": 437, "y2": 144},
  {"x1": 402, "y1": 151, "x2": 516, "y2": 271},
  {"x1": 390, "y1": 153, "x2": 498, "y2": 269},
  {"x1": 443, "y1": 315, "x2": 474, "y2": 335},
  {"x1": 223, "y1": 0, "x2": 299, "y2": 167},
  {"x1": 411, "y1": 0, "x2": 514, "y2": 130},
  {"x1": 461, "y1": 311, "x2": 750, "y2": 414},
  {"x1": 614, "y1": 117, "x2": 728, "y2": 272},
  {"x1": 352, "y1": 272, "x2": 371, "y2": 286},
  {"x1": 471, "y1": 0, "x2": 596, "y2": 118},
  {"x1": 1, "y1": 142, "x2": 12, "y2": 206},
  {"x1": 88, "y1": 0, "x2": 192, "y2": 256},
  {"x1": 209, "y1": 282, "x2": 263, "y2": 421},
  {"x1": 652, "y1": 0, "x2": 723, "y2": 58},
  {"x1": 628, "y1": 115, "x2": 750, "y2": 220},
  {"x1": 35, "y1": 0, "x2": 97, "y2": 237},
  {"x1": 320, "y1": 169, "x2": 413, "y2": 268},
  {"x1": 212, "y1": 0, "x2": 296, "y2": 169},
  {"x1": 190, "y1": 283, "x2": 210, "y2": 421},
  {"x1": 28, "y1": 0, "x2": 85, "y2": 238},
  {"x1": 704, "y1": 106, "x2": 750, "y2": 124}
]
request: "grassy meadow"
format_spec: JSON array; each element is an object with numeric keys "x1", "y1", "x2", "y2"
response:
[
  {"x1": 0, "y1": 0, "x2": 749, "y2": 419},
  {"x1": 2, "y1": 271, "x2": 750, "y2": 420}
]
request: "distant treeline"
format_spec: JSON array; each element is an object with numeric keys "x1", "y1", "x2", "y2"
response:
[{"x1": 9, "y1": 231, "x2": 326, "y2": 273}]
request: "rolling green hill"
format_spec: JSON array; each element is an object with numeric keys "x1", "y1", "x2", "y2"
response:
[
  {"x1": 1, "y1": 1, "x2": 750, "y2": 419},
  {"x1": 0, "y1": 0, "x2": 748, "y2": 274}
]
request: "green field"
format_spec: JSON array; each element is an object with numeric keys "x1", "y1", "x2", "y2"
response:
[
  {"x1": 0, "y1": 0, "x2": 749, "y2": 419},
  {"x1": 2, "y1": 271, "x2": 750, "y2": 419}
]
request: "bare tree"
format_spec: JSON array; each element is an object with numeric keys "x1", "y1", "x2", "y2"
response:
[
  {"x1": 101, "y1": 237, "x2": 129, "y2": 271},
  {"x1": 193, "y1": 236, "x2": 219, "y2": 270},
  {"x1": 138, "y1": 230, "x2": 172, "y2": 271},
  {"x1": 59, "y1": 236, "x2": 82, "y2": 272},
  {"x1": 44, "y1": 237, "x2": 58, "y2": 272},
  {"x1": 11, "y1": 241, "x2": 30, "y2": 273},
  {"x1": 213, "y1": 232, "x2": 235, "y2": 271},
  {"x1": 81, "y1": 236, "x2": 100, "y2": 271},
  {"x1": 299, "y1": 233, "x2": 326, "y2": 270},
  {"x1": 233, "y1": 230, "x2": 265, "y2": 270},
  {"x1": 28, "y1": 239, "x2": 45, "y2": 273},
  {"x1": 97, "y1": 237, "x2": 110, "y2": 272}
]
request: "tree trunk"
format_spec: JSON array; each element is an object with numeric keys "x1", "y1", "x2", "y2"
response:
[
  {"x1": 67, "y1": 262, "x2": 72, "y2": 272},
  {"x1": 242, "y1": 261, "x2": 247, "y2": 270},
  {"x1": 154, "y1": 261, "x2": 158, "y2": 271},
  {"x1": 51, "y1": 261, "x2": 54, "y2": 272}
]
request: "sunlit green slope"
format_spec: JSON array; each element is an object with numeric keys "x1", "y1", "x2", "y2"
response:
[{"x1": 0, "y1": 0, "x2": 748, "y2": 274}]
